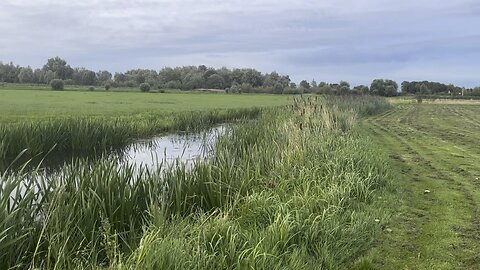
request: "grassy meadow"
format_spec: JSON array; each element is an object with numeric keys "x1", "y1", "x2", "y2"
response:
[
  {"x1": 0, "y1": 88, "x2": 288, "y2": 121},
  {"x1": 0, "y1": 87, "x2": 289, "y2": 162},
  {"x1": 0, "y1": 93, "x2": 395, "y2": 269}
]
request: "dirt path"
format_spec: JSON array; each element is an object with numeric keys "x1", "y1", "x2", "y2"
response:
[{"x1": 363, "y1": 103, "x2": 480, "y2": 269}]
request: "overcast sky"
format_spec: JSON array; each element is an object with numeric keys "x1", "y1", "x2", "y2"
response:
[{"x1": 1, "y1": 0, "x2": 479, "y2": 86}]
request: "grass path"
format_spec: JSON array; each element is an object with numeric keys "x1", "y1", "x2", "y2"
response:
[{"x1": 363, "y1": 102, "x2": 480, "y2": 269}]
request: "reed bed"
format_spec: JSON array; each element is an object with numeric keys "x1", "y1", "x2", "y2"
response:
[
  {"x1": 0, "y1": 108, "x2": 262, "y2": 163},
  {"x1": 0, "y1": 96, "x2": 393, "y2": 269}
]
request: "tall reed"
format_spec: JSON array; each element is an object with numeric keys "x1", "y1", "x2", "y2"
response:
[{"x1": 0, "y1": 108, "x2": 262, "y2": 165}]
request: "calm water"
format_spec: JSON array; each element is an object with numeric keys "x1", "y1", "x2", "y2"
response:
[
  {"x1": 1, "y1": 125, "x2": 226, "y2": 174},
  {"x1": 117, "y1": 125, "x2": 225, "y2": 170},
  {"x1": 1, "y1": 126, "x2": 227, "y2": 207}
]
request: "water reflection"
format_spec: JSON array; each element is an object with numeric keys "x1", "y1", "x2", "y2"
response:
[
  {"x1": 0, "y1": 125, "x2": 226, "y2": 174},
  {"x1": 118, "y1": 125, "x2": 225, "y2": 170}
]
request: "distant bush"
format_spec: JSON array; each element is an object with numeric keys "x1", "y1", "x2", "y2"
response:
[
  {"x1": 165, "y1": 80, "x2": 182, "y2": 89},
  {"x1": 283, "y1": 87, "x2": 304, "y2": 95},
  {"x1": 140, "y1": 83, "x2": 151, "y2": 92},
  {"x1": 104, "y1": 83, "x2": 111, "y2": 91},
  {"x1": 159, "y1": 89, "x2": 165, "y2": 93},
  {"x1": 272, "y1": 83, "x2": 284, "y2": 94},
  {"x1": 64, "y1": 79, "x2": 75, "y2": 85},
  {"x1": 50, "y1": 79, "x2": 64, "y2": 91},
  {"x1": 89, "y1": 86, "x2": 95, "y2": 91},
  {"x1": 239, "y1": 83, "x2": 253, "y2": 93}
]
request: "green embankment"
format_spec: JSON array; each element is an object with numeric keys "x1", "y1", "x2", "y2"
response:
[{"x1": 363, "y1": 100, "x2": 480, "y2": 269}]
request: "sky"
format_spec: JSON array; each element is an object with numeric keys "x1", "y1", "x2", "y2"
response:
[{"x1": 1, "y1": 0, "x2": 479, "y2": 87}]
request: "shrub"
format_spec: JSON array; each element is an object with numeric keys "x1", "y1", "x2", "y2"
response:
[
  {"x1": 273, "y1": 83, "x2": 284, "y2": 94},
  {"x1": 140, "y1": 83, "x2": 151, "y2": 92},
  {"x1": 64, "y1": 79, "x2": 75, "y2": 85},
  {"x1": 50, "y1": 79, "x2": 64, "y2": 91},
  {"x1": 105, "y1": 83, "x2": 111, "y2": 91},
  {"x1": 165, "y1": 80, "x2": 182, "y2": 89},
  {"x1": 89, "y1": 86, "x2": 95, "y2": 91},
  {"x1": 159, "y1": 90, "x2": 165, "y2": 93}
]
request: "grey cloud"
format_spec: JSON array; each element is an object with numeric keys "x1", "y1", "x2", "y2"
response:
[{"x1": 1, "y1": 0, "x2": 479, "y2": 87}]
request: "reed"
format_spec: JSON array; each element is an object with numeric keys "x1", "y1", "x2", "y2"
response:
[{"x1": 0, "y1": 108, "x2": 262, "y2": 165}]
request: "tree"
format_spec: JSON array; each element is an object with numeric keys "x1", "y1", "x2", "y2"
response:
[
  {"x1": 299, "y1": 80, "x2": 311, "y2": 91},
  {"x1": 370, "y1": 79, "x2": 398, "y2": 96},
  {"x1": 158, "y1": 67, "x2": 182, "y2": 85},
  {"x1": 43, "y1": 57, "x2": 73, "y2": 80},
  {"x1": 206, "y1": 74, "x2": 225, "y2": 89},
  {"x1": 217, "y1": 67, "x2": 233, "y2": 87},
  {"x1": 0, "y1": 62, "x2": 21, "y2": 83},
  {"x1": 18, "y1": 67, "x2": 34, "y2": 83},
  {"x1": 385, "y1": 80, "x2": 398, "y2": 96},
  {"x1": 385, "y1": 85, "x2": 398, "y2": 96},
  {"x1": 50, "y1": 79, "x2": 64, "y2": 90},
  {"x1": 338, "y1": 81, "x2": 351, "y2": 95},
  {"x1": 114, "y1": 72, "x2": 127, "y2": 84},
  {"x1": 183, "y1": 72, "x2": 204, "y2": 90},
  {"x1": 165, "y1": 80, "x2": 182, "y2": 89},
  {"x1": 43, "y1": 70, "x2": 56, "y2": 84},
  {"x1": 239, "y1": 83, "x2": 254, "y2": 93},
  {"x1": 353, "y1": 85, "x2": 369, "y2": 94},
  {"x1": 228, "y1": 81, "x2": 239, "y2": 93},
  {"x1": 316, "y1": 84, "x2": 333, "y2": 95},
  {"x1": 139, "y1": 83, "x2": 150, "y2": 92},
  {"x1": 73, "y1": 68, "x2": 96, "y2": 85},
  {"x1": 242, "y1": 69, "x2": 263, "y2": 87},
  {"x1": 97, "y1": 70, "x2": 112, "y2": 84},
  {"x1": 272, "y1": 83, "x2": 284, "y2": 94}
]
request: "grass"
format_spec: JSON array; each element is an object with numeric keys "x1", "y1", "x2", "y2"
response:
[
  {"x1": 0, "y1": 87, "x2": 289, "y2": 164},
  {"x1": 362, "y1": 99, "x2": 480, "y2": 269},
  {"x1": 0, "y1": 88, "x2": 289, "y2": 122},
  {"x1": 0, "y1": 95, "x2": 393, "y2": 269},
  {"x1": 0, "y1": 108, "x2": 263, "y2": 165}
]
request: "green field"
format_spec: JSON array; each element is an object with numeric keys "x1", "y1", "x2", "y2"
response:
[
  {"x1": 0, "y1": 88, "x2": 289, "y2": 122},
  {"x1": 363, "y1": 100, "x2": 480, "y2": 269},
  {"x1": 0, "y1": 88, "x2": 290, "y2": 161}
]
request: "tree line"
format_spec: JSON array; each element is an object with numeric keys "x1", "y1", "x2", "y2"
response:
[{"x1": 1, "y1": 57, "x2": 475, "y2": 96}]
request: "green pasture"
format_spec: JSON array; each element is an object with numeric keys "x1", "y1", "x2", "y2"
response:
[{"x1": 0, "y1": 88, "x2": 289, "y2": 122}]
